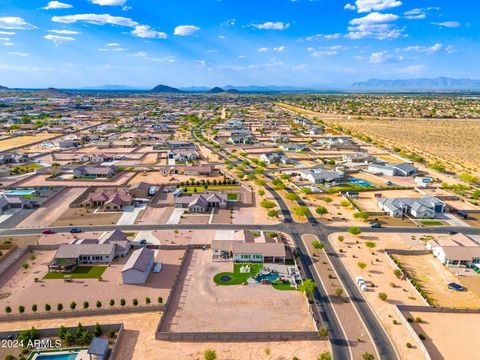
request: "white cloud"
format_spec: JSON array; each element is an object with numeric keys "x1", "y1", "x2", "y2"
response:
[
  {"x1": 403, "y1": 8, "x2": 426, "y2": 20},
  {"x1": 369, "y1": 50, "x2": 403, "y2": 63},
  {"x1": 402, "y1": 43, "x2": 443, "y2": 54},
  {"x1": 308, "y1": 45, "x2": 346, "y2": 57},
  {"x1": 344, "y1": 3, "x2": 356, "y2": 10},
  {"x1": 305, "y1": 33, "x2": 342, "y2": 41},
  {"x1": 2, "y1": 42, "x2": 15, "y2": 46},
  {"x1": 0, "y1": 17, "x2": 35, "y2": 30},
  {"x1": 258, "y1": 46, "x2": 287, "y2": 53},
  {"x1": 218, "y1": 35, "x2": 226, "y2": 40},
  {"x1": 252, "y1": 21, "x2": 290, "y2": 30},
  {"x1": 52, "y1": 14, "x2": 137, "y2": 27},
  {"x1": 433, "y1": 21, "x2": 461, "y2": 28},
  {"x1": 131, "y1": 51, "x2": 147, "y2": 57},
  {"x1": 98, "y1": 47, "x2": 128, "y2": 51},
  {"x1": 174, "y1": 25, "x2": 200, "y2": 36},
  {"x1": 347, "y1": 12, "x2": 401, "y2": 39},
  {"x1": 0, "y1": 37, "x2": 10, "y2": 41},
  {"x1": 355, "y1": 0, "x2": 402, "y2": 13},
  {"x1": 107, "y1": 42, "x2": 119, "y2": 46},
  {"x1": 8, "y1": 52, "x2": 29, "y2": 56},
  {"x1": 132, "y1": 25, "x2": 167, "y2": 39},
  {"x1": 43, "y1": 1, "x2": 73, "y2": 10},
  {"x1": 89, "y1": 0, "x2": 127, "y2": 5},
  {"x1": 48, "y1": 29, "x2": 79, "y2": 34},
  {"x1": 44, "y1": 34, "x2": 75, "y2": 44},
  {"x1": 0, "y1": 31, "x2": 15, "y2": 35}
]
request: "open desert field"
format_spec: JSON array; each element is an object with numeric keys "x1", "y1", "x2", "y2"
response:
[
  {"x1": 403, "y1": 311, "x2": 480, "y2": 360},
  {"x1": 278, "y1": 102, "x2": 480, "y2": 175},
  {"x1": 50, "y1": 207, "x2": 122, "y2": 226},
  {"x1": 0, "y1": 133, "x2": 58, "y2": 151}
]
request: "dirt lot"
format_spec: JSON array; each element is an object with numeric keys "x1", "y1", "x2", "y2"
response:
[
  {"x1": 167, "y1": 249, "x2": 315, "y2": 332},
  {"x1": 329, "y1": 232, "x2": 428, "y2": 360},
  {"x1": 403, "y1": 311, "x2": 480, "y2": 360},
  {"x1": 0, "y1": 249, "x2": 184, "y2": 311},
  {"x1": 0, "y1": 312, "x2": 330, "y2": 360},
  {"x1": 15, "y1": 188, "x2": 86, "y2": 228},
  {"x1": 0, "y1": 235, "x2": 40, "y2": 247},
  {"x1": 16, "y1": 172, "x2": 135, "y2": 187},
  {"x1": 136, "y1": 206, "x2": 173, "y2": 224},
  {"x1": 394, "y1": 254, "x2": 480, "y2": 308},
  {"x1": 0, "y1": 133, "x2": 57, "y2": 151},
  {"x1": 51, "y1": 208, "x2": 122, "y2": 226}
]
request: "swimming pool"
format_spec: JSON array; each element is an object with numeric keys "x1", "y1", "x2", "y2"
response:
[
  {"x1": 256, "y1": 272, "x2": 280, "y2": 283},
  {"x1": 31, "y1": 351, "x2": 80, "y2": 360},
  {"x1": 348, "y1": 178, "x2": 372, "y2": 187},
  {"x1": 6, "y1": 189, "x2": 37, "y2": 196}
]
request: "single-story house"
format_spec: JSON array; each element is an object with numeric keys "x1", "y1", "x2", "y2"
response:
[
  {"x1": 427, "y1": 233, "x2": 480, "y2": 267},
  {"x1": 175, "y1": 192, "x2": 228, "y2": 212},
  {"x1": 299, "y1": 169, "x2": 344, "y2": 185},
  {"x1": 57, "y1": 138, "x2": 81, "y2": 149},
  {"x1": 163, "y1": 140, "x2": 193, "y2": 149},
  {"x1": 99, "y1": 229, "x2": 131, "y2": 257},
  {"x1": 342, "y1": 152, "x2": 376, "y2": 164},
  {"x1": 368, "y1": 162, "x2": 417, "y2": 177},
  {"x1": 260, "y1": 152, "x2": 292, "y2": 165},
  {"x1": 74, "y1": 165, "x2": 118, "y2": 178},
  {"x1": 48, "y1": 243, "x2": 116, "y2": 272},
  {"x1": 377, "y1": 195, "x2": 445, "y2": 218},
  {"x1": 121, "y1": 247, "x2": 155, "y2": 284},
  {"x1": 167, "y1": 150, "x2": 199, "y2": 162},
  {"x1": 79, "y1": 153, "x2": 113, "y2": 164},
  {"x1": 228, "y1": 134, "x2": 255, "y2": 144},
  {"x1": 279, "y1": 143, "x2": 307, "y2": 152},
  {"x1": 81, "y1": 190, "x2": 133, "y2": 210}
]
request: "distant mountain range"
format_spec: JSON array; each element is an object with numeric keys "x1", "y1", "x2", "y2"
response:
[
  {"x1": 83, "y1": 84, "x2": 143, "y2": 91},
  {"x1": 352, "y1": 77, "x2": 480, "y2": 90},
  {"x1": 151, "y1": 84, "x2": 184, "y2": 93},
  {"x1": 0, "y1": 85, "x2": 9, "y2": 90}
]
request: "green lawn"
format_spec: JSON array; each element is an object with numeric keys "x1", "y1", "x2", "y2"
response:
[
  {"x1": 43, "y1": 266, "x2": 107, "y2": 279},
  {"x1": 227, "y1": 193, "x2": 238, "y2": 201},
  {"x1": 420, "y1": 220, "x2": 445, "y2": 226},
  {"x1": 213, "y1": 263, "x2": 263, "y2": 285},
  {"x1": 272, "y1": 281, "x2": 296, "y2": 291}
]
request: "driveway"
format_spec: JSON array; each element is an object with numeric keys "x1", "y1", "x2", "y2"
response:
[
  {"x1": 117, "y1": 203, "x2": 146, "y2": 225},
  {"x1": 166, "y1": 208, "x2": 185, "y2": 224},
  {"x1": 0, "y1": 208, "x2": 21, "y2": 225}
]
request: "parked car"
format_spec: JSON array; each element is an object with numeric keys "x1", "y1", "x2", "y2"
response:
[
  {"x1": 70, "y1": 228, "x2": 82, "y2": 233},
  {"x1": 448, "y1": 282, "x2": 465, "y2": 291},
  {"x1": 42, "y1": 230, "x2": 56, "y2": 235}
]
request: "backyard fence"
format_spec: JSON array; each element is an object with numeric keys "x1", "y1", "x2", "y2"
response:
[{"x1": 155, "y1": 331, "x2": 321, "y2": 342}]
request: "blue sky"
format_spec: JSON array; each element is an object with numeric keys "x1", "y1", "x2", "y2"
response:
[{"x1": 0, "y1": 0, "x2": 479, "y2": 88}]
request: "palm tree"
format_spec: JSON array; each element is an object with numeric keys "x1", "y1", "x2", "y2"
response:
[{"x1": 299, "y1": 279, "x2": 316, "y2": 299}]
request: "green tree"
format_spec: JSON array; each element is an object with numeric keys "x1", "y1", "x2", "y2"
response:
[
  {"x1": 312, "y1": 240, "x2": 325, "y2": 250},
  {"x1": 362, "y1": 352, "x2": 375, "y2": 360},
  {"x1": 318, "y1": 351, "x2": 332, "y2": 360},
  {"x1": 293, "y1": 206, "x2": 309, "y2": 217},
  {"x1": 357, "y1": 262, "x2": 367, "y2": 270},
  {"x1": 315, "y1": 206, "x2": 328, "y2": 216},
  {"x1": 348, "y1": 227, "x2": 362, "y2": 236},
  {"x1": 204, "y1": 349, "x2": 217, "y2": 360},
  {"x1": 299, "y1": 279, "x2": 316, "y2": 298}
]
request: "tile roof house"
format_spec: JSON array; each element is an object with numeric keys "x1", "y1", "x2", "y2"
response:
[
  {"x1": 175, "y1": 192, "x2": 228, "y2": 212},
  {"x1": 377, "y1": 195, "x2": 445, "y2": 218},
  {"x1": 74, "y1": 165, "x2": 118, "y2": 178},
  {"x1": 81, "y1": 190, "x2": 133, "y2": 211},
  {"x1": 48, "y1": 243, "x2": 116, "y2": 272},
  {"x1": 128, "y1": 181, "x2": 155, "y2": 198},
  {"x1": 212, "y1": 230, "x2": 286, "y2": 263},
  {"x1": 342, "y1": 152, "x2": 376, "y2": 164},
  {"x1": 426, "y1": 233, "x2": 480, "y2": 267},
  {"x1": 121, "y1": 247, "x2": 155, "y2": 284},
  {"x1": 299, "y1": 169, "x2": 344, "y2": 185}
]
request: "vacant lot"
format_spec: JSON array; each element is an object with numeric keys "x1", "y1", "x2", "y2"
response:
[
  {"x1": 394, "y1": 254, "x2": 480, "y2": 308},
  {"x1": 51, "y1": 208, "x2": 122, "y2": 226},
  {"x1": 165, "y1": 249, "x2": 315, "y2": 333},
  {"x1": 404, "y1": 311, "x2": 480, "y2": 360},
  {"x1": 0, "y1": 133, "x2": 57, "y2": 151}
]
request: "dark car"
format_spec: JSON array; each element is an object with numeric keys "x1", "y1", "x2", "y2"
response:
[
  {"x1": 448, "y1": 282, "x2": 465, "y2": 291},
  {"x1": 448, "y1": 230, "x2": 458, "y2": 235},
  {"x1": 42, "y1": 230, "x2": 56, "y2": 235},
  {"x1": 370, "y1": 223, "x2": 382, "y2": 228},
  {"x1": 70, "y1": 228, "x2": 82, "y2": 233}
]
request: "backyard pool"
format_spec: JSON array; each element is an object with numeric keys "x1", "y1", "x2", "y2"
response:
[
  {"x1": 6, "y1": 189, "x2": 37, "y2": 196},
  {"x1": 30, "y1": 350, "x2": 81, "y2": 360},
  {"x1": 348, "y1": 178, "x2": 372, "y2": 187},
  {"x1": 256, "y1": 272, "x2": 280, "y2": 283}
]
